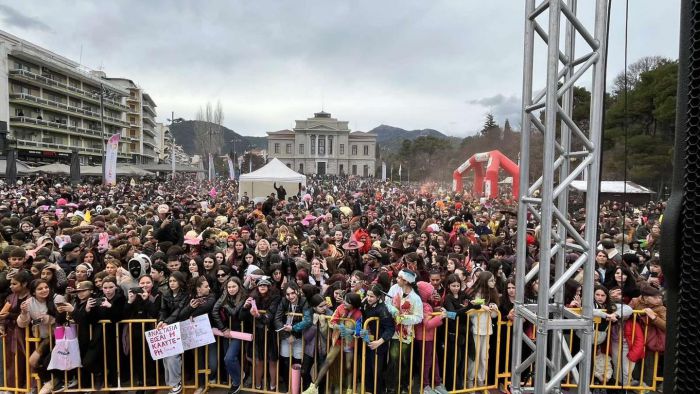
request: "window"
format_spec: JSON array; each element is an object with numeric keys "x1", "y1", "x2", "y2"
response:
[
  {"x1": 287, "y1": 163, "x2": 291, "y2": 168},
  {"x1": 318, "y1": 137, "x2": 325, "y2": 155},
  {"x1": 352, "y1": 165, "x2": 357, "y2": 175},
  {"x1": 363, "y1": 145, "x2": 369, "y2": 155},
  {"x1": 339, "y1": 164, "x2": 344, "y2": 174},
  {"x1": 274, "y1": 143, "x2": 280, "y2": 154},
  {"x1": 328, "y1": 136, "x2": 333, "y2": 155},
  {"x1": 340, "y1": 144, "x2": 345, "y2": 155},
  {"x1": 310, "y1": 135, "x2": 316, "y2": 155},
  {"x1": 286, "y1": 143, "x2": 292, "y2": 154},
  {"x1": 351, "y1": 145, "x2": 357, "y2": 155},
  {"x1": 46, "y1": 92, "x2": 64, "y2": 103},
  {"x1": 14, "y1": 62, "x2": 31, "y2": 72},
  {"x1": 299, "y1": 163, "x2": 304, "y2": 173},
  {"x1": 299, "y1": 144, "x2": 304, "y2": 154},
  {"x1": 12, "y1": 84, "x2": 32, "y2": 95},
  {"x1": 363, "y1": 165, "x2": 369, "y2": 177}
]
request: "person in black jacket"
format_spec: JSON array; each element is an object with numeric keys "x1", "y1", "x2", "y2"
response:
[
  {"x1": 273, "y1": 283, "x2": 312, "y2": 392},
  {"x1": 361, "y1": 285, "x2": 395, "y2": 394},
  {"x1": 154, "y1": 205, "x2": 184, "y2": 246},
  {"x1": 441, "y1": 274, "x2": 479, "y2": 391},
  {"x1": 65, "y1": 281, "x2": 100, "y2": 390},
  {"x1": 273, "y1": 183, "x2": 287, "y2": 202},
  {"x1": 239, "y1": 278, "x2": 280, "y2": 391},
  {"x1": 90, "y1": 276, "x2": 125, "y2": 388},
  {"x1": 123, "y1": 274, "x2": 160, "y2": 388},
  {"x1": 157, "y1": 271, "x2": 189, "y2": 394},
  {"x1": 212, "y1": 277, "x2": 248, "y2": 394},
  {"x1": 179, "y1": 275, "x2": 216, "y2": 394}
]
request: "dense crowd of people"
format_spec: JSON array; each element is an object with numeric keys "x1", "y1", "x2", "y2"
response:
[{"x1": 0, "y1": 174, "x2": 666, "y2": 394}]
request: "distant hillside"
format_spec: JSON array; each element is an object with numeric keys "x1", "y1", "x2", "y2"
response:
[
  {"x1": 170, "y1": 121, "x2": 460, "y2": 155},
  {"x1": 369, "y1": 124, "x2": 460, "y2": 152},
  {"x1": 169, "y1": 120, "x2": 267, "y2": 155}
]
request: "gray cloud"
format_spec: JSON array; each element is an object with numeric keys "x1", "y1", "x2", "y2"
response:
[
  {"x1": 0, "y1": 5, "x2": 51, "y2": 32},
  {"x1": 0, "y1": 0, "x2": 681, "y2": 137},
  {"x1": 468, "y1": 95, "x2": 522, "y2": 128}
]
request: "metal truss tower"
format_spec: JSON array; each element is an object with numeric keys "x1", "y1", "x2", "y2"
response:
[{"x1": 511, "y1": 0, "x2": 610, "y2": 393}]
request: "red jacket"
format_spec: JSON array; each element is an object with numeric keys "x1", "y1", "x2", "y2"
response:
[
  {"x1": 415, "y1": 282, "x2": 444, "y2": 341},
  {"x1": 352, "y1": 228, "x2": 371, "y2": 254},
  {"x1": 624, "y1": 319, "x2": 646, "y2": 362}
]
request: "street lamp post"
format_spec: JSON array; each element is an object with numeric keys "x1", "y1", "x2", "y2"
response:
[
  {"x1": 99, "y1": 84, "x2": 106, "y2": 185},
  {"x1": 227, "y1": 137, "x2": 237, "y2": 179},
  {"x1": 96, "y1": 84, "x2": 121, "y2": 185},
  {"x1": 167, "y1": 114, "x2": 184, "y2": 179}
]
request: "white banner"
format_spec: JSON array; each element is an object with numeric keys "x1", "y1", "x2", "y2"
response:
[
  {"x1": 145, "y1": 323, "x2": 183, "y2": 360},
  {"x1": 104, "y1": 133, "x2": 120, "y2": 185},
  {"x1": 145, "y1": 315, "x2": 215, "y2": 360},
  {"x1": 227, "y1": 154, "x2": 235, "y2": 180},
  {"x1": 381, "y1": 162, "x2": 386, "y2": 181},
  {"x1": 208, "y1": 153, "x2": 215, "y2": 181},
  {"x1": 180, "y1": 314, "x2": 216, "y2": 351}
]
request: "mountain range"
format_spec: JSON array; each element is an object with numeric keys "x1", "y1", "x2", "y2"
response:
[
  {"x1": 369, "y1": 124, "x2": 460, "y2": 151},
  {"x1": 170, "y1": 120, "x2": 458, "y2": 155},
  {"x1": 169, "y1": 120, "x2": 267, "y2": 156}
]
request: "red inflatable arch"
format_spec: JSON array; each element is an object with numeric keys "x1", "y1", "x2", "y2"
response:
[{"x1": 452, "y1": 150, "x2": 520, "y2": 199}]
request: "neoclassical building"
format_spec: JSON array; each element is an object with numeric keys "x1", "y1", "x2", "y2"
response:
[{"x1": 267, "y1": 111, "x2": 376, "y2": 176}]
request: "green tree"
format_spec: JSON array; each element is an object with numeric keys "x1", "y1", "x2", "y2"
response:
[{"x1": 481, "y1": 113, "x2": 499, "y2": 136}]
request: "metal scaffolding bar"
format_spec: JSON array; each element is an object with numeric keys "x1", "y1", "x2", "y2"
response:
[{"x1": 511, "y1": 0, "x2": 609, "y2": 393}]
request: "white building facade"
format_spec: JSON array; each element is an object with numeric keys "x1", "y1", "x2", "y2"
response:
[
  {"x1": 0, "y1": 29, "x2": 158, "y2": 165},
  {"x1": 267, "y1": 111, "x2": 376, "y2": 176}
]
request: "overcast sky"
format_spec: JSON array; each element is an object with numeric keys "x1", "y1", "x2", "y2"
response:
[{"x1": 0, "y1": 1, "x2": 681, "y2": 137}]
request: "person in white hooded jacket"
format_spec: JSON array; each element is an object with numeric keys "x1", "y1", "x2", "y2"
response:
[{"x1": 384, "y1": 269, "x2": 423, "y2": 394}]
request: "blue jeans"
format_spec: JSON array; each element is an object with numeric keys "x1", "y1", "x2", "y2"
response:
[
  {"x1": 224, "y1": 339, "x2": 242, "y2": 386},
  {"x1": 207, "y1": 342, "x2": 218, "y2": 382}
]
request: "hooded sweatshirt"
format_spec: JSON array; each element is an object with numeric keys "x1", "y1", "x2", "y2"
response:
[{"x1": 415, "y1": 281, "x2": 444, "y2": 341}]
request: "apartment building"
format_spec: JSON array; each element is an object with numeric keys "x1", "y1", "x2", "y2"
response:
[
  {"x1": 104, "y1": 78, "x2": 158, "y2": 164},
  {"x1": 0, "y1": 29, "x2": 154, "y2": 164},
  {"x1": 267, "y1": 111, "x2": 376, "y2": 176}
]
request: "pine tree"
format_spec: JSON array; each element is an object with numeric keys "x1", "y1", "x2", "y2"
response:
[
  {"x1": 481, "y1": 113, "x2": 498, "y2": 136},
  {"x1": 503, "y1": 119, "x2": 512, "y2": 140}
]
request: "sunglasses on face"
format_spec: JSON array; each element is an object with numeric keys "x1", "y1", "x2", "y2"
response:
[{"x1": 216, "y1": 273, "x2": 227, "y2": 278}]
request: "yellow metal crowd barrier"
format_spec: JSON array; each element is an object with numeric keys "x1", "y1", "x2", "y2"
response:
[{"x1": 0, "y1": 310, "x2": 664, "y2": 394}]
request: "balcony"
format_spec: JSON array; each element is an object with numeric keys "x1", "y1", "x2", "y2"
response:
[
  {"x1": 10, "y1": 93, "x2": 131, "y2": 128},
  {"x1": 143, "y1": 116, "x2": 156, "y2": 126},
  {"x1": 142, "y1": 126, "x2": 155, "y2": 137},
  {"x1": 15, "y1": 138, "x2": 130, "y2": 158},
  {"x1": 8, "y1": 69, "x2": 129, "y2": 111},
  {"x1": 10, "y1": 116, "x2": 107, "y2": 140},
  {"x1": 104, "y1": 114, "x2": 129, "y2": 127},
  {"x1": 143, "y1": 136, "x2": 156, "y2": 147},
  {"x1": 142, "y1": 103, "x2": 156, "y2": 116}
]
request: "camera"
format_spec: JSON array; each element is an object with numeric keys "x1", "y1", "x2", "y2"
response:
[
  {"x1": 94, "y1": 297, "x2": 106, "y2": 305},
  {"x1": 129, "y1": 287, "x2": 145, "y2": 294}
]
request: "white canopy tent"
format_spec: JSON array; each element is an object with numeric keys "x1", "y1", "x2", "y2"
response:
[{"x1": 239, "y1": 158, "x2": 306, "y2": 200}]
